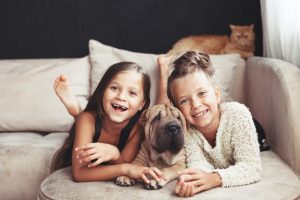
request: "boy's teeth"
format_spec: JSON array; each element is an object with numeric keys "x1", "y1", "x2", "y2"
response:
[{"x1": 195, "y1": 110, "x2": 206, "y2": 117}]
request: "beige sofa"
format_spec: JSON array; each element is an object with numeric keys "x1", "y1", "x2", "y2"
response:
[{"x1": 1, "y1": 40, "x2": 300, "y2": 200}]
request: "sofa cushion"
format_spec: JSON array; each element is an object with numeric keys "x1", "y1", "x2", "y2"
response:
[
  {"x1": 0, "y1": 132, "x2": 68, "y2": 200},
  {"x1": 89, "y1": 39, "x2": 244, "y2": 105},
  {"x1": 89, "y1": 39, "x2": 159, "y2": 104},
  {"x1": 0, "y1": 57, "x2": 90, "y2": 132},
  {"x1": 38, "y1": 151, "x2": 300, "y2": 200}
]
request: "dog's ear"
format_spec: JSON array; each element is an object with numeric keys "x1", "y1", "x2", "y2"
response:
[{"x1": 138, "y1": 109, "x2": 149, "y2": 127}]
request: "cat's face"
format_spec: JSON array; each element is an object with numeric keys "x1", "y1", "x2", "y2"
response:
[{"x1": 230, "y1": 24, "x2": 255, "y2": 47}]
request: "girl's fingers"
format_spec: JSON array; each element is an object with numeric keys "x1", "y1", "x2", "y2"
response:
[
  {"x1": 77, "y1": 149, "x2": 97, "y2": 159},
  {"x1": 75, "y1": 143, "x2": 96, "y2": 151},
  {"x1": 147, "y1": 169, "x2": 161, "y2": 182},
  {"x1": 151, "y1": 167, "x2": 166, "y2": 180},
  {"x1": 151, "y1": 167, "x2": 162, "y2": 176},
  {"x1": 141, "y1": 174, "x2": 150, "y2": 184},
  {"x1": 88, "y1": 158, "x2": 103, "y2": 167},
  {"x1": 85, "y1": 152, "x2": 102, "y2": 162}
]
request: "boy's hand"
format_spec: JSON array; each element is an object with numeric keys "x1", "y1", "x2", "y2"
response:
[{"x1": 174, "y1": 168, "x2": 222, "y2": 197}]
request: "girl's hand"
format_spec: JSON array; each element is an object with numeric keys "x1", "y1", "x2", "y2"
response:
[
  {"x1": 123, "y1": 164, "x2": 166, "y2": 184},
  {"x1": 75, "y1": 143, "x2": 120, "y2": 167},
  {"x1": 174, "y1": 168, "x2": 222, "y2": 197}
]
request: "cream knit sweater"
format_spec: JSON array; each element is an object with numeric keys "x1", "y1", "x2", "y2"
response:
[{"x1": 185, "y1": 102, "x2": 262, "y2": 187}]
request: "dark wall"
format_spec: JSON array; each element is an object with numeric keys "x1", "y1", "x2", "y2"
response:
[{"x1": 0, "y1": 0, "x2": 262, "y2": 59}]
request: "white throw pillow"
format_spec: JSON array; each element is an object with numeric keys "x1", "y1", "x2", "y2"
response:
[
  {"x1": 89, "y1": 39, "x2": 160, "y2": 105},
  {"x1": 89, "y1": 39, "x2": 243, "y2": 105},
  {"x1": 0, "y1": 57, "x2": 90, "y2": 132},
  {"x1": 210, "y1": 53, "x2": 244, "y2": 102}
]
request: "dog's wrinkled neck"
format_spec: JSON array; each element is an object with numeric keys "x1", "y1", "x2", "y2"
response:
[{"x1": 149, "y1": 149, "x2": 177, "y2": 166}]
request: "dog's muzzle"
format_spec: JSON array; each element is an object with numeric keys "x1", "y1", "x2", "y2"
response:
[
  {"x1": 167, "y1": 122, "x2": 180, "y2": 135},
  {"x1": 154, "y1": 121, "x2": 184, "y2": 154}
]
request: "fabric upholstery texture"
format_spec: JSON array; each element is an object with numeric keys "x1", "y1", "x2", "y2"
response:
[
  {"x1": 1, "y1": 53, "x2": 300, "y2": 200},
  {"x1": 38, "y1": 151, "x2": 300, "y2": 200},
  {"x1": 245, "y1": 57, "x2": 300, "y2": 175},
  {"x1": 0, "y1": 57, "x2": 90, "y2": 132},
  {"x1": 0, "y1": 132, "x2": 68, "y2": 200}
]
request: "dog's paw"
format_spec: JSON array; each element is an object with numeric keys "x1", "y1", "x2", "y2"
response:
[
  {"x1": 115, "y1": 176, "x2": 136, "y2": 187},
  {"x1": 144, "y1": 179, "x2": 167, "y2": 190}
]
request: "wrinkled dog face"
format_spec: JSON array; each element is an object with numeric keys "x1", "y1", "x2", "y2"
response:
[
  {"x1": 115, "y1": 104, "x2": 187, "y2": 190},
  {"x1": 141, "y1": 104, "x2": 186, "y2": 155}
]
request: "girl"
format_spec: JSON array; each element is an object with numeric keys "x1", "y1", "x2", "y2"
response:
[
  {"x1": 52, "y1": 62, "x2": 163, "y2": 184},
  {"x1": 157, "y1": 51, "x2": 261, "y2": 197}
]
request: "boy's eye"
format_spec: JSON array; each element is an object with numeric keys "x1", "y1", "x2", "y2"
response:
[
  {"x1": 198, "y1": 91, "x2": 206, "y2": 96},
  {"x1": 179, "y1": 99, "x2": 188, "y2": 105}
]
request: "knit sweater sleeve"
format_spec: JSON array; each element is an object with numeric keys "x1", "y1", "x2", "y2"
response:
[
  {"x1": 185, "y1": 133, "x2": 215, "y2": 173},
  {"x1": 215, "y1": 103, "x2": 262, "y2": 187}
]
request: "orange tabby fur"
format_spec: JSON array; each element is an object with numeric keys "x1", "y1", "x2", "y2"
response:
[{"x1": 168, "y1": 24, "x2": 255, "y2": 59}]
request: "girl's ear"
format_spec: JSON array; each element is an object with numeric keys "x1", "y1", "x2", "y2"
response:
[
  {"x1": 138, "y1": 109, "x2": 149, "y2": 126},
  {"x1": 215, "y1": 87, "x2": 221, "y2": 104},
  {"x1": 138, "y1": 100, "x2": 145, "y2": 111}
]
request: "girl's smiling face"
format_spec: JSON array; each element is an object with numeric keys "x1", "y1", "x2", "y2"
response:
[
  {"x1": 170, "y1": 71, "x2": 221, "y2": 134},
  {"x1": 102, "y1": 70, "x2": 145, "y2": 125}
]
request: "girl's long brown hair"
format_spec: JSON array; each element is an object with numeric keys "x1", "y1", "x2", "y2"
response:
[{"x1": 51, "y1": 62, "x2": 151, "y2": 171}]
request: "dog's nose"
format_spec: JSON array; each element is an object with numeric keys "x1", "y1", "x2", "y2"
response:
[{"x1": 167, "y1": 125, "x2": 180, "y2": 135}]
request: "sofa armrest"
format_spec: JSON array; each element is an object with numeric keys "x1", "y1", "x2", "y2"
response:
[{"x1": 245, "y1": 56, "x2": 300, "y2": 175}]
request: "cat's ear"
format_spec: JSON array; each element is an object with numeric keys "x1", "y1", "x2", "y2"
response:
[
  {"x1": 249, "y1": 24, "x2": 254, "y2": 30},
  {"x1": 229, "y1": 24, "x2": 236, "y2": 31}
]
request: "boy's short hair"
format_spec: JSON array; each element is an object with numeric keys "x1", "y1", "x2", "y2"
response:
[{"x1": 167, "y1": 51, "x2": 216, "y2": 104}]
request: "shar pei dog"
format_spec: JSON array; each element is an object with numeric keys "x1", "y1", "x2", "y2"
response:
[{"x1": 115, "y1": 104, "x2": 187, "y2": 190}]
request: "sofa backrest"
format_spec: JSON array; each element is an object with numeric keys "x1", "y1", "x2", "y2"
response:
[
  {"x1": 0, "y1": 57, "x2": 90, "y2": 132},
  {"x1": 0, "y1": 40, "x2": 246, "y2": 133}
]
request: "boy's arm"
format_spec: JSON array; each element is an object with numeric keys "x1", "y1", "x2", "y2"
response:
[{"x1": 215, "y1": 105, "x2": 262, "y2": 187}]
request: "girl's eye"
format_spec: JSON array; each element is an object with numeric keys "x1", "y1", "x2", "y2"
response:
[
  {"x1": 110, "y1": 86, "x2": 118, "y2": 91},
  {"x1": 129, "y1": 91, "x2": 137, "y2": 96}
]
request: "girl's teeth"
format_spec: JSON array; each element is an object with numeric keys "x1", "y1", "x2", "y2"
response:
[{"x1": 113, "y1": 104, "x2": 127, "y2": 111}]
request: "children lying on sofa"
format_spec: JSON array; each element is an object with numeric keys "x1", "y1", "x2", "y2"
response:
[
  {"x1": 157, "y1": 51, "x2": 262, "y2": 197},
  {"x1": 52, "y1": 62, "x2": 164, "y2": 184}
]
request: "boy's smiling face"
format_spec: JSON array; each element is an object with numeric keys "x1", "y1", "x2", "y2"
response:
[{"x1": 170, "y1": 71, "x2": 221, "y2": 134}]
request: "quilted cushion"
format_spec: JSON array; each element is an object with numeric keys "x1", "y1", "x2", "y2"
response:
[
  {"x1": 0, "y1": 57, "x2": 90, "y2": 132},
  {"x1": 88, "y1": 39, "x2": 244, "y2": 105}
]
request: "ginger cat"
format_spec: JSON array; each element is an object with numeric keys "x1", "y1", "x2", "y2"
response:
[{"x1": 168, "y1": 24, "x2": 255, "y2": 59}]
